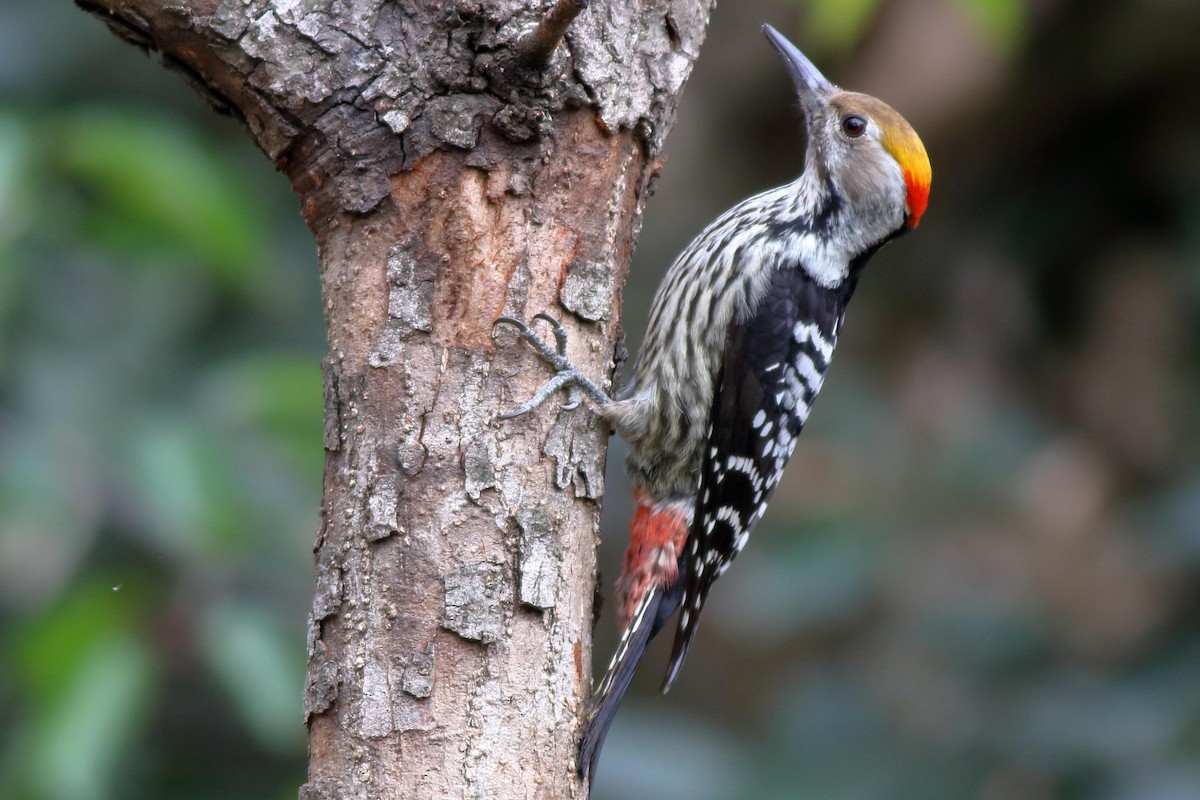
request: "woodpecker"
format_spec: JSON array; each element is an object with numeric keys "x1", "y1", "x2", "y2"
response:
[{"x1": 495, "y1": 24, "x2": 930, "y2": 782}]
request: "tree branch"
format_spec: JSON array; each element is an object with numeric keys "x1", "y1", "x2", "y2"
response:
[
  {"x1": 77, "y1": 0, "x2": 715, "y2": 795},
  {"x1": 515, "y1": 0, "x2": 589, "y2": 68}
]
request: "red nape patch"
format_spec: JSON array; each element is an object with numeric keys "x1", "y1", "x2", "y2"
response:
[
  {"x1": 905, "y1": 172, "x2": 930, "y2": 228},
  {"x1": 615, "y1": 490, "x2": 690, "y2": 629}
]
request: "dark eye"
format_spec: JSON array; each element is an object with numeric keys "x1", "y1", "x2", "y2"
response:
[{"x1": 841, "y1": 115, "x2": 867, "y2": 138}]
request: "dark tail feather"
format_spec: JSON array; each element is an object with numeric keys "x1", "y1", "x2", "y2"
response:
[
  {"x1": 579, "y1": 588, "x2": 660, "y2": 785},
  {"x1": 579, "y1": 580, "x2": 684, "y2": 784},
  {"x1": 660, "y1": 577, "x2": 711, "y2": 693}
]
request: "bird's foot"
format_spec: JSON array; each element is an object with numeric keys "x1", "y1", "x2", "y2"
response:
[{"x1": 493, "y1": 313, "x2": 609, "y2": 420}]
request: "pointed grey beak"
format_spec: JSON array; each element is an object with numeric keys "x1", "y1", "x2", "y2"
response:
[{"x1": 762, "y1": 24, "x2": 835, "y2": 97}]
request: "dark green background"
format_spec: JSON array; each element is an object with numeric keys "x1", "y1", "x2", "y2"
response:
[{"x1": 2, "y1": 1, "x2": 1199, "y2": 798}]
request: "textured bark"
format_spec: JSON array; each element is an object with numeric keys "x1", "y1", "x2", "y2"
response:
[{"x1": 77, "y1": 0, "x2": 714, "y2": 796}]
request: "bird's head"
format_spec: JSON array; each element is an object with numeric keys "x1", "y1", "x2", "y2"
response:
[{"x1": 763, "y1": 25, "x2": 931, "y2": 239}]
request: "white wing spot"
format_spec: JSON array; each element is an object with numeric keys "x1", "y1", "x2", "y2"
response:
[
  {"x1": 714, "y1": 506, "x2": 741, "y2": 526},
  {"x1": 793, "y1": 321, "x2": 835, "y2": 362},
  {"x1": 795, "y1": 353, "x2": 824, "y2": 392}
]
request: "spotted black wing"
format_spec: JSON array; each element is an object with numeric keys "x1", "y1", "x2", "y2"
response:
[{"x1": 661, "y1": 266, "x2": 844, "y2": 691}]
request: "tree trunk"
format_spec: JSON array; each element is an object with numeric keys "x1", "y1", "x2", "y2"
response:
[{"x1": 77, "y1": 0, "x2": 714, "y2": 796}]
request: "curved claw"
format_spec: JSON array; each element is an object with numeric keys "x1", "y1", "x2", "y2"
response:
[
  {"x1": 496, "y1": 370, "x2": 573, "y2": 421},
  {"x1": 493, "y1": 316, "x2": 532, "y2": 337},
  {"x1": 492, "y1": 312, "x2": 612, "y2": 421},
  {"x1": 559, "y1": 387, "x2": 582, "y2": 411},
  {"x1": 494, "y1": 315, "x2": 563, "y2": 364},
  {"x1": 497, "y1": 406, "x2": 531, "y2": 421},
  {"x1": 533, "y1": 312, "x2": 570, "y2": 355}
]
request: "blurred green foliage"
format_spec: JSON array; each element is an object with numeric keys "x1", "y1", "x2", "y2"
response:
[
  {"x1": 805, "y1": 0, "x2": 884, "y2": 56},
  {"x1": 2, "y1": 1, "x2": 1199, "y2": 799},
  {"x1": 0, "y1": 4, "x2": 320, "y2": 798}
]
